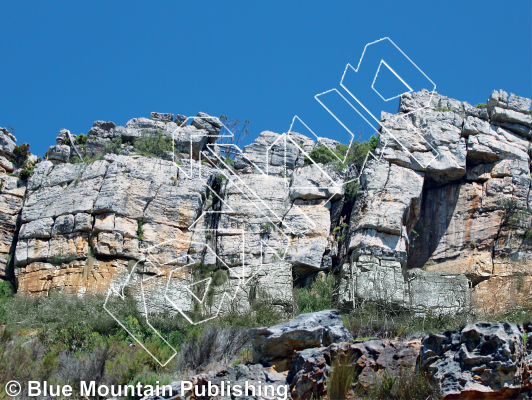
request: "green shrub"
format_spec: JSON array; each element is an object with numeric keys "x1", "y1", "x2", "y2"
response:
[
  {"x1": 304, "y1": 145, "x2": 342, "y2": 165},
  {"x1": 18, "y1": 160, "x2": 35, "y2": 180},
  {"x1": 104, "y1": 137, "x2": 123, "y2": 155},
  {"x1": 134, "y1": 131, "x2": 174, "y2": 157},
  {"x1": 137, "y1": 220, "x2": 144, "y2": 241},
  {"x1": 13, "y1": 143, "x2": 30, "y2": 166},
  {"x1": 38, "y1": 322, "x2": 101, "y2": 353},
  {"x1": 344, "y1": 180, "x2": 359, "y2": 202},
  {"x1": 297, "y1": 274, "x2": 334, "y2": 313},
  {"x1": 75, "y1": 133, "x2": 88, "y2": 145},
  {"x1": 475, "y1": 102, "x2": 487, "y2": 108},
  {"x1": 261, "y1": 222, "x2": 274, "y2": 234}
]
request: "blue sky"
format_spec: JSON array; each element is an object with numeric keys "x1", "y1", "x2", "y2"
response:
[{"x1": 0, "y1": 0, "x2": 530, "y2": 156}]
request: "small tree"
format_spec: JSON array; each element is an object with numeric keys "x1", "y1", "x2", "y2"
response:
[
  {"x1": 216, "y1": 116, "x2": 251, "y2": 160},
  {"x1": 12, "y1": 143, "x2": 30, "y2": 167}
]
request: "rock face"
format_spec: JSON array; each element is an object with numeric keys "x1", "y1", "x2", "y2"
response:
[
  {"x1": 249, "y1": 310, "x2": 352, "y2": 370},
  {"x1": 2, "y1": 88, "x2": 532, "y2": 319},
  {"x1": 418, "y1": 322, "x2": 532, "y2": 399},
  {"x1": 338, "y1": 89, "x2": 532, "y2": 316}
]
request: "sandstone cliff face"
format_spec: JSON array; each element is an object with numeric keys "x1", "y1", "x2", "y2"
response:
[
  {"x1": 2, "y1": 89, "x2": 532, "y2": 317},
  {"x1": 338, "y1": 89, "x2": 532, "y2": 315}
]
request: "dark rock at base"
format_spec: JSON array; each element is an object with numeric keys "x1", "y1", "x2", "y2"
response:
[
  {"x1": 249, "y1": 310, "x2": 353, "y2": 371},
  {"x1": 418, "y1": 322, "x2": 529, "y2": 399}
]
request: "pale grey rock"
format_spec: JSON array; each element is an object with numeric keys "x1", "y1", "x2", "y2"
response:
[
  {"x1": 21, "y1": 185, "x2": 65, "y2": 222},
  {"x1": 315, "y1": 137, "x2": 340, "y2": 150},
  {"x1": 406, "y1": 269, "x2": 470, "y2": 313},
  {"x1": 214, "y1": 262, "x2": 293, "y2": 316},
  {"x1": 463, "y1": 102, "x2": 489, "y2": 121},
  {"x1": 249, "y1": 310, "x2": 352, "y2": 366},
  {"x1": 47, "y1": 144, "x2": 70, "y2": 163},
  {"x1": 467, "y1": 132, "x2": 529, "y2": 163},
  {"x1": 339, "y1": 258, "x2": 407, "y2": 308},
  {"x1": 88, "y1": 120, "x2": 117, "y2": 138},
  {"x1": 143, "y1": 184, "x2": 203, "y2": 229},
  {"x1": 27, "y1": 161, "x2": 54, "y2": 190},
  {"x1": 81, "y1": 160, "x2": 109, "y2": 180},
  {"x1": 286, "y1": 236, "x2": 328, "y2": 270},
  {"x1": 377, "y1": 110, "x2": 466, "y2": 182},
  {"x1": 93, "y1": 156, "x2": 177, "y2": 218},
  {"x1": 349, "y1": 161, "x2": 424, "y2": 236},
  {"x1": 0, "y1": 174, "x2": 27, "y2": 197},
  {"x1": 123, "y1": 117, "x2": 166, "y2": 139},
  {"x1": 507, "y1": 93, "x2": 532, "y2": 113},
  {"x1": 0, "y1": 128, "x2": 16, "y2": 158},
  {"x1": 51, "y1": 214, "x2": 74, "y2": 236},
  {"x1": 0, "y1": 193, "x2": 24, "y2": 216},
  {"x1": 114, "y1": 215, "x2": 137, "y2": 238},
  {"x1": 287, "y1": 131, "x2": 315, "y2": 154},
  {"x1": 19, "y1": 218, "x2": 54, "y2": 239},
  {"x1": 0, "y1": 156, "x2": 14, "y2": 172},
  {"x1": 191, "y1": 112, "x2": 222, "y2": 139},
  {"x1": 487, "y1": 89, "x2": 508, "y2": 112},
  {"x1": 93, "y1": 231, "x2": 123, "y2": 256},
  {"x1": 0, "y1": 127, "x2": 16, "y2": 142},
  {"x1": 234, "y1": 131, "x2": 305, "y2": 174},
  {"x1": 398, "y1": 89, "x2": 440, "y2": 113},
  {"x1": 150, "y1": 112, "x2": 174, "y2": 122},
  {"x1": 74, "y1": 213, "x2": 92, "y2": 232},
  {"x1": 218, "y1": 174, "x2": 292, "y2": 235},
  {"x1": 44, "y1": 163, "x2": 86, "y2": 187},
  {"x1": 492, "y1": 121, "x2": 531, "y2": 138},
  {"x1": 491, "y1": 106, "x2": 532, "y2": 128},
  {"x1": 40, "y1": 177, "x2": 104, "y2": 219},
  {"x1": 466, "y1": 163, "x2": 492, "y2": 181},
  {"x1": 171, "y1": 124, "x2": 210, "y2": 158},
  {"x1": 289, "y1": 164, "x2": 343, "y2": 200}
]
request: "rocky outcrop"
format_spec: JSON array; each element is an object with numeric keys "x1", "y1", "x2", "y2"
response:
[
  {"x1": 2, "y1": 88, "x2": 531, "y2": 319},
  {"x1": 338, "y1": 89, "x2": 532, "y2": 316},
  {"x1": 249, "y1": 310, "x2": 352, "y2": 371},
  {"x1": 418, "y1": 321, "x2": 532, "y2": 399},
  {"x1": 286, "y1": 336, "x2": 422, "y2": 400}
]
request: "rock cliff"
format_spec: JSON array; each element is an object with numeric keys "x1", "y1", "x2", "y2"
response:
[{"x1": 1, "y1": 89, "x2": 531, "y2": 317}]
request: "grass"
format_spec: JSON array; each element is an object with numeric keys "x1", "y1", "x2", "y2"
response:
[
  {"x1": 354, "y1": 368, "x2": 441, "y2": 400},
  {"x1": 344, "y1": 302, "x2": 472, "y2": 339},
  {"x1": 327, "y1": 350, "x2": 359, "y2": 400},
  {"x1": 296, "y1": 274, "x2": 335, "y2": 314}
]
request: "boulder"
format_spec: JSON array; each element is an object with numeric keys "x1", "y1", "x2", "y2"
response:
[
  {"x1": 150, "y1": 112, "x2": 174, "y2": 122},
  {"x1": 191, "y1": 112, "x2": 222, "y2": 140},
  {"x1": 249, "y1": 310, "x2": 353, "y2": 370},
  {"x1": 288, "y1": 339, "x2": 422, "y2": 400},
  {"x1": 174, "y1": 114, "x2": 187, "y2": 126},
  {"x1": 0, "y1": 128, "x2": 16, "y2": 158},
  {"x1": 47, "y1": 144, "x2": 70, "y2": 163}
]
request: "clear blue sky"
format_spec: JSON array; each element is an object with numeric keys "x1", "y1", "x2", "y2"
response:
[{"x1": 0, "y1": 0, "x2": 530, "y2": 156}]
